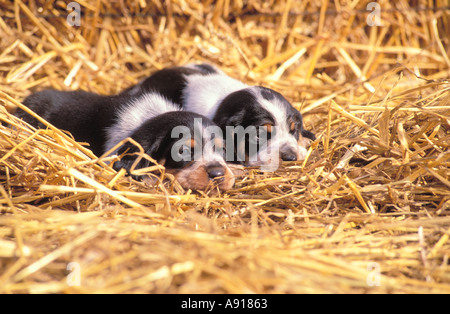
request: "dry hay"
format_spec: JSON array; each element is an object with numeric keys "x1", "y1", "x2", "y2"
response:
[{"x1": 0, "y1": 0, "x2": 449, "y2": 294}]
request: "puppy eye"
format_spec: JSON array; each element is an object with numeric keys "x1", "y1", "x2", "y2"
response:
[{"x1": 179, "y1": 145, "x2": 191, "y2": 157}]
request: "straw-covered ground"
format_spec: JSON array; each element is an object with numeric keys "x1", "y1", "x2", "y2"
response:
[{"x1": 0, "y1": 0, "x2": 449, "y2": 293}]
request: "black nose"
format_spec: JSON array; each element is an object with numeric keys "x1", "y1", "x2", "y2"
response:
[
  {"x1": 280, "y1": 149, "x2": 298, "y2": 161},
  {"x1": 206, "y1": 164, "x2": 225, "y2": 179}
]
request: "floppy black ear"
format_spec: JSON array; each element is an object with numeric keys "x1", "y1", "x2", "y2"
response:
[
  {"x1": 301, "y1": 129, "x2": 316, "y2": 141},
  {"x1": 293, "y1": 112, "x2": 315, "y2": 141}
]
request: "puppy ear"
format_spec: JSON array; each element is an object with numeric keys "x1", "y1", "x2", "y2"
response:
[
  {"x1": 293, "y1": 113, "x2": 315, "y2": 141},
  {"x1": 301, "y1": 129, "x2": 316, "y2": 141}
]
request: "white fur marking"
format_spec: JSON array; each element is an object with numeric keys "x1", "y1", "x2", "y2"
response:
[
  {"x1": 105, "y1": 92, "x2": 180, "y2": 153},
  {"x1": 183, "y1": 73, "x2": 247, "y2": 119}
]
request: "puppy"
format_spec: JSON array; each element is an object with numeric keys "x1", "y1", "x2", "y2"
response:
[
  {"x1": 124, "y1": 64, "x2": 316, "y2": 170},
  {"x1": 15, "y1": 89, "x2": 235, "y2": 191}
]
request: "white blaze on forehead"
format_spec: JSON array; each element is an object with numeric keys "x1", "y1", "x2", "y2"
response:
[{"x1": 105, "y1": 92, "x2": 180, "y2": 153}]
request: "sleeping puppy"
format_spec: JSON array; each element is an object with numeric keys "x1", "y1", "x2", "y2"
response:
[
  {"x1": 15, "y1": 89, "x2": 235, "y2": 191},
  {"x1": 123, "y1": 64, "x2": 316, "y2": 170}
]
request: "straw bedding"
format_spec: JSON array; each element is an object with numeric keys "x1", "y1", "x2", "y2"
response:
[{"x1": 0, "y1": 0, "x2": 449, "y2": 293}]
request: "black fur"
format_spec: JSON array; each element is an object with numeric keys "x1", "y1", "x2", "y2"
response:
[{"x1": 16, "y1": 90, "x2": 120, "y2": 156}]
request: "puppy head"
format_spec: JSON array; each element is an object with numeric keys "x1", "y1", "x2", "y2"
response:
[
  {"x1": 114, "y1": 112, "x2": 235, "y2": 191},
  {"x1": 213, "y1": 87, "x2": 315, "y2": 170}
]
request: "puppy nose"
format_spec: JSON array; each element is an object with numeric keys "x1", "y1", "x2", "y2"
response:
[
  {"x1": 280, "y1": 148, "x2": 298, "y2": 161},
  {"x1": 206, "y1": 164, "x2": 225, "y2": 179}
]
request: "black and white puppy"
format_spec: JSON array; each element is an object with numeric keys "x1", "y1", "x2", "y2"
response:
[
  {"x1": 124, "y1": 64, "x2": 316, "y2": 170},
  {"x1": 15, "y1": 89, "x2": 235, "y2": 191}
]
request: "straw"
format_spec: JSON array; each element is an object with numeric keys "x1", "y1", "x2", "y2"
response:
[{"x1": 0, "y1": 0, "x2": 449, "y2": 294}]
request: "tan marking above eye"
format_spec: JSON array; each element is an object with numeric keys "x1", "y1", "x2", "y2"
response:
[
  {"x1": 290, "y1": 121, "x2": 296, "y2": 132},
  {"x1": 264, "y1": 124, "x2": 273, "y2": 133},
  {"x1": 186, "y1": 138, "x2": 196, "y2": 148}
]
